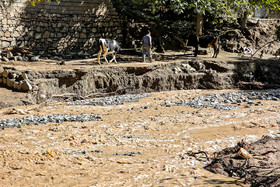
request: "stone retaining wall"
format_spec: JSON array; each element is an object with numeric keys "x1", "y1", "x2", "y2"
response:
[{"x1": 0, "y1": 0, "x2": 124, "y2": 56}]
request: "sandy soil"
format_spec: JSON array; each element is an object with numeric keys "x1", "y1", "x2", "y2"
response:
[{"x1": 0, "y1": 89, "x2": 279, "y2": 186}]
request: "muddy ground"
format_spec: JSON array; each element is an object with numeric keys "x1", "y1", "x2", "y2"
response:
[
  {"x1": 0, "y1": 89, "x2": 280, "y2": 186},
  {"x1": 0, "y1": 51, "x2": 280, "y2": 186}
]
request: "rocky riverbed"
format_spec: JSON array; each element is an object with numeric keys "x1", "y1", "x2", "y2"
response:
[{"x1": 0, "y1": 89, "x2": 279, "y2": 186}]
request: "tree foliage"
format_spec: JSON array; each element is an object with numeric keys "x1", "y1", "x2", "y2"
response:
[
  {"x1": 1, "y1": 0, "x2": 58, "y2": 7},
  {"x1": 26, "y1": 0, "x2": 59, "y2": 6},
  {"x1": 228, "y1": 0, "x2": 280, "y2": 16},
  {"x1": 132, "y1": 0, "x2": 280, "y2": 21},
  {"x1": 133, "y1": 0, "x2": 230, "y2": 16}
]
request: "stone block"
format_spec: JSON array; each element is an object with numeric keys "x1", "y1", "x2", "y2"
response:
[
  {"x1": 3, "y1": 78, "x2": 7, "y2": 85},
  {"x1": 21, "y1": 73, "x2": 29, "y2": 80},
  {"x1": 7, "y1": 38, "x2": 13, "y2": 42},
  {"x1": 50, "y1": 33, "x2": 56, "y2": 38},
  {"x1": 13, "y1": 81, "x2": 19, "y2": 90},
  {"x1": 42, "y1": 31, "x2": 50, "y2": 38},
  {"x1": 2, "y1": 69, "x2": 8, "y2": 78},
  {"x1": 0, "y1": 67, "x2": 4, "y2": 75},
  {"x1": 2, "y1": 57, "x2": 9, "y2": 62},
  {"x1": 1, "y1": 41, "x2": 10, "y2": 48},
  {"x1": 80, "y1": 33, "x2": 87, "y2": 39},
  {"x1": 7, "y1": 78, "x2": 15, "y2": 88},
  {"x1": 36, "y1": 27, "x2": 41, "y2": 32},
  {"x1": 19, "y1": 80, "x2": 32, "y2": 92},
  {"x1": 57, "y1": 33, "x2": 63, "y2": 38},
  {"x1": 12, "y1": 31, "x2": 20, "y2": 37},
  {"x1": 35, "y1": 33, "x2": 42, "y2": 39}
]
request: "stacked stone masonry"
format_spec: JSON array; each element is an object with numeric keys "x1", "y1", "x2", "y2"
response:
[{"x1": 0, "y1": 0, "x2": 124, "y2": 56}]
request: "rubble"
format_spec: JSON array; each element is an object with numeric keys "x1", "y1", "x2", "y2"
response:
[
  {"x1": 0, "y1": 69, "x2": 33, "y2": 92},
  {"x1": 0, "y1": 113, "x2": 102, "y2": 130},
  {"x1": 163, "y1": 90, "x2": 280, "y2": 110},
  {"x1": 0, "y1": 46, "x2": 37, "y2": 62},
  {"x1": 205, "y1": 135, "x2": 280, "y2": 186},
  {"x1": 67, "y1": 94, "x2": 150, "y2": 106}
]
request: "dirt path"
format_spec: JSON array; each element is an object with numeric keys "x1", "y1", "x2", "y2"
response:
[
  {"x1": 0, "y1": 89, "x2": 279, "y2": 186},
  {"x1": 1, "y1": 50, "x2": 273, "y2": 71}
]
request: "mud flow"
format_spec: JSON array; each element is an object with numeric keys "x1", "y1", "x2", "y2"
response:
[
  {"x1": 0, "y1": 51, "x2": 280, "y2": 186},
  {"x1": 0, "y1": 88, "x2": 279, "y2": 186}
]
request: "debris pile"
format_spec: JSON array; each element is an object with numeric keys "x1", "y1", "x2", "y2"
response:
[
  {"x1": 205, "y1": 135, "x2": 280, "y2": 186},
  {"x1": 67, "y1": 94, "x2": 150, "y2": 106},
  {"x1": 0, "y1": 68, "x2": 33, "y2": 92},
  {"x1": 0, "y1": 46, "x2": 40, "y2": 62},
  {"x1": 0, "y1": 46, "x2": 97, "y2": 62},
  {"x1": 0, "y1": 113, "x2": 102, "y2": 130},
  {"x1": 164, "y1": 90, "x2": 280, "y2": 110}
]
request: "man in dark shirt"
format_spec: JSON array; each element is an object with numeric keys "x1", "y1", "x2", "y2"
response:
[{"x1": 142, "y1": 30, "x2": 154, "y2": 63}]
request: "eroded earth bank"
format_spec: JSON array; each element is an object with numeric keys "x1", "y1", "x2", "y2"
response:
[
  {"x1": 1, "y1": 55, "x2": 280, "y2": 107},
  {"x1": 0, "y1": 56, "x2": 280, "y2": 186}
]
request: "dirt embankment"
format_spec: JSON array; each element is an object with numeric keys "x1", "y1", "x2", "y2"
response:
[{"x1": 1, "y1": 56, "x2": 280, "y2": 108}]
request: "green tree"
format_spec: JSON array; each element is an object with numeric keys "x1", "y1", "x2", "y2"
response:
[
  {"x1": 133, "y1": 0, "x2": 230, "y2": 18},
  {"x1": 26, "y1": 0, "x2": 59, "y2": 6},
  {"x1": 132, "y1": 0, "x2": 232, "y2": 35},
  {"x1": 133, "y1": 0, "x2": 280, "y2": 28},
  {"x1": 227, "y1": 0, "x2": 280, "y2": 28}
]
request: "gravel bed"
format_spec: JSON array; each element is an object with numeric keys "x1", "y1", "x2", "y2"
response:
[
  {"x1": 66, "y1": 150, "x2": 103, "y2": 156},
  {"x1": 164, "y1": 90, "x2": 280, "y2": 110},
  {"x1": 67, "y1": 94, "x2": 150, "y2": 106},
  {"x1": 0, "y1": 113, "x2": 102, "y2": 130}
]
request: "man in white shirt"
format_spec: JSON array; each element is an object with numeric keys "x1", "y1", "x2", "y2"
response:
[{"x1": 142, "y1": 30, "x2": 154, "y2": 63}]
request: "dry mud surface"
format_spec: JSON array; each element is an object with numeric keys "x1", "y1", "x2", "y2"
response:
[{"x1": 0, "y1": 89, "x2": 279, "y2": 186}]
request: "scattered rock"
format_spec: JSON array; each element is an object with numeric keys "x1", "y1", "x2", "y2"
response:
[
  {"x1": 20, "y1": 80, "x2": 32, "y2": 91},
  {"x1": 3, "y1": 108, "x2": 28, "y2": 115},
  {"x1": 67, "y1": 94, "x2": 150, "y2": 106},
  {"x1": 0, "y1": 113, "x2": 102, "y2": 129},
  {"x1": 2, "y1": 57, "x2": 9, "y2": 62},
  {"x1": 30, "y1": 56, "x2": 40, "y2": 62},
  {"x1": 2, "y1": 69, "x2": 8, "y2": 78},
  {"x1": 163, "y1": 90, "x2": 280, "y2": 110}
]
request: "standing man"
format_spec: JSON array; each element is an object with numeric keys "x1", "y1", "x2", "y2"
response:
[{"x1": 142, "y1": 30, "x2": 154, "y2": 63}]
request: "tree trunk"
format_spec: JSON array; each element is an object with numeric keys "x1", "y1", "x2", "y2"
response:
[
  {"x1": 241, "y1": 10, "x2": 249, "y2": 29},
  {"x1": 196, "y1": 13, "x2": 203, "y2": 35}
]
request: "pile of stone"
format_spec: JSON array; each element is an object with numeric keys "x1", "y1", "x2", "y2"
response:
[
  {"x1": 0, "y1": 47, "x2": 96, "y2": 62},
  {"x1": 164, "y1": 90, "x2": 280, "y2": 110},
  {"x1": 0, "y1": 46, "x2": 40, "y2": 62},
  {"x1": 0, "y1": 68, "x2": 33, "y2": 92},
  {"x1": 67, "y1": 94, "x2": 150, "y2": 106},
  {"x1": 0, "y1": 113, "x2": 102, "y2": 130}
]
